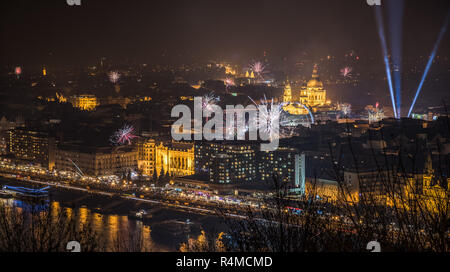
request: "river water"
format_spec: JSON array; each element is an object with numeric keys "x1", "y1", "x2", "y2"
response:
[{"x1": 0, "y1": 179, "x2": 227, "y2": 252}]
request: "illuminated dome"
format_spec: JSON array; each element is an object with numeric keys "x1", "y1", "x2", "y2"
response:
[
  {"x1": 307, "y1": 65, "x2": 323, "y2": 88},
  {"x1": 307, "y1": 79, "x2": 323, "y2": 88}
]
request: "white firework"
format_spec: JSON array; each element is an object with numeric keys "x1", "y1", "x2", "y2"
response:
[
  {"x1": 202, "y1": 92, "x2": 220, "y2": 111},
  {"x1": 249, "y1": 95, "x2": 283, "y2": 139},
  {"x1": 108, "y1": 71, "x2": 121, "y2": 84},
  {"x1": 225, "y1": 123, "x2": 249, "y2": 139},
  {"x1": 340, "y1": 103, "x2": 352, "y2": 116}
]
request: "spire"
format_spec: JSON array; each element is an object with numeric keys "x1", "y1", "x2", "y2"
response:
[
  {"x1": 283, "y1": 78, "x2": 292, "y2": 103},
  {"x1": 312, "y1": 64, "x2": 319, "y2": 79}
]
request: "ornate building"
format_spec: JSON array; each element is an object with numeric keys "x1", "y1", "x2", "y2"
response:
[
  {"x1": 283, "y1": 81, "x2": 292, "y2": 103},
  {"x1": 137, "y1": 139, "x2": 156, "y2": 176},
  {"x1": 282, "y1": 65, "x2": 330, "y2": 115},
  {"x1": 137, "y1": 139, "x2": 195, "y2": 177},
  {"x1": 70, "y1": 95, "x2": 98, "y2": 111},
  {"x1": 155, "y1": 141, "x2": 194, "y2": 177}
]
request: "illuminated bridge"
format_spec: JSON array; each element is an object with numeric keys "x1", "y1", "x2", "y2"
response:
[{"x1": 2, "y1": 185, "x2": 50, "y2": 198}]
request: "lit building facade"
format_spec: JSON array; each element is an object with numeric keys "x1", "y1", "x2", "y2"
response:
[
  {"x1": 7, "y1": 128, "x2": 56, "y2": 170},
  {"x1": 55, "y1": 145, "x2": 137, "y2": 176},
  {"x1": 1, "y1": 116, "x2": 24, "y2": 155},
  {"x1": 258, "y1": 147, "x2": 299, "y2": 184},
  {"x1": 283, "y1": 82, "x2": 292, "y2": 103},
  {"x1": 195, "y1": 141, "x2": 257, "y2": 173},
  {"x1": 137, "y1": 138, "x2": 156, "y2": 176},
  {"x1": 196, "y1": 141, "x2": 303, "y2": 185},
  {"x1": 155, "y1": 141, "x2": 194, "y2": 177},
  {"x1": 98, "y1": 96, "x2": 133, "y2": 109},
  {"x1": 304, "y1": 178, "x2": 339, "y2": 202},
  {"x1": 70, "y1": 95, "x2": 98, "y2": 111},
  {"x1": 209, "y1": 145, "x2": 257, "y2": 184}
]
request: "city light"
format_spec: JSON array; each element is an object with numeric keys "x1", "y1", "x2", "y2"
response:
[
  {"x1": 387, "y1": 0, "x2": 404, "y2": 118},
  {"x1": 0, "y1": 0, "x2": 448, "y2": 255},
  {"x1": 408, "y1": 14, "x2": 449, "y2": 117},
  {"x1": 375, "y1": 6, "x2": 398, "y2": 119}
]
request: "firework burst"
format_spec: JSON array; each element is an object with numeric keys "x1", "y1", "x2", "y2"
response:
[
  {"x1": 202, "y1": 92, "x2": 220, "y2": 112},
  {"x1": 225, "y1": 77, "x2": 235, "y2": 92},
  {"x1": 249, "y1": 61, "x2": 268, "y2": 80},
  {"x1": 110, "y1": 125, "x2": 138, "y2": 145},
  {"x1": 340, "y1": 66, "x2": 353, "y2": 78},
  {"x1": 108, "y1": 71, "x2": 121, "y2": 84},
  {"x1": 249, "y1": 95, "x2": 283, "y2": 139},
  {"x1": 339, "y1": 103, "x2": 352, "y2": 116},
  {"x1": 224, "y1": 123, "x2": 249, "y2": 139}
]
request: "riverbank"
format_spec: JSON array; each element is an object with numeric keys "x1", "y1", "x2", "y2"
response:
[{"x1": 0, "y1": 177, "x2": 227, "y2": 251}]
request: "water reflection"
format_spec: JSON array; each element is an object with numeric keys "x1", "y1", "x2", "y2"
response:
[
  {"x1": 0, "y1": 197, "x2": 49, "y2": 211},
  {"x1": 0, "y1": 198, "x2": 157, "y2": 251}
]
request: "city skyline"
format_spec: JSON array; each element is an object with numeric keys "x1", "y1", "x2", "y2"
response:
[{"x1": 0, "y1": 0, "x2": 449, "y2": 255}]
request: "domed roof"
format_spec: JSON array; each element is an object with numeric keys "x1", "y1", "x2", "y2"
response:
[
  {"x1": 307, "y1": 79, "x2": 323, "y2": 88},
  {"x1": 307, "y1": 65, "x2": 323, "y2": 88}
]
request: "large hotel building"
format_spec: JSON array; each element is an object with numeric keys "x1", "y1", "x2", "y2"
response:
[
  {"x1": 7, "y1": 127, "x2": 56, "y2": 170},
  {"x1": 194, "y1": 141, "x2": 305, "y2": 189}
]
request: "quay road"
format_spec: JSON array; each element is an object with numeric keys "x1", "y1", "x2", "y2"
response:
[
  {"x1": 0, "y1": 161, "x2": 359, "y2": 231},
  {"x1": 0, "y1": 171, "x2": 360, "y2": 234},
  {"x1": 1, "y1": 173, "x2": 359, "y2": 233}
]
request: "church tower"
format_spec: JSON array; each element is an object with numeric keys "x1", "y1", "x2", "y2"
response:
[
  {"x1": 283, "y1": 79, "x2": 292, "y2": 103},
  {"x1": 301, "y1": 64, "x2": 327, "y2": 107}
]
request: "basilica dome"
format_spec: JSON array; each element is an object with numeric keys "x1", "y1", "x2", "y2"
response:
[
  {"x1": 307, "y1": 78, "x2": 323, "y2": 88},
  {"x1": 307, "y1": 65, "x2": 323, "y2": 88}
]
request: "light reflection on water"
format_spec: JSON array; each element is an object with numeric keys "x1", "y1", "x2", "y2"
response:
[{"x1": 0, "y1": 198, "x2": 159, "y2": 252}]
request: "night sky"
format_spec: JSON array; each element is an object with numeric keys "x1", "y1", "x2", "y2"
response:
[{"x1": 1, "y1": 0, "x2": 449, "y2": 65}]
